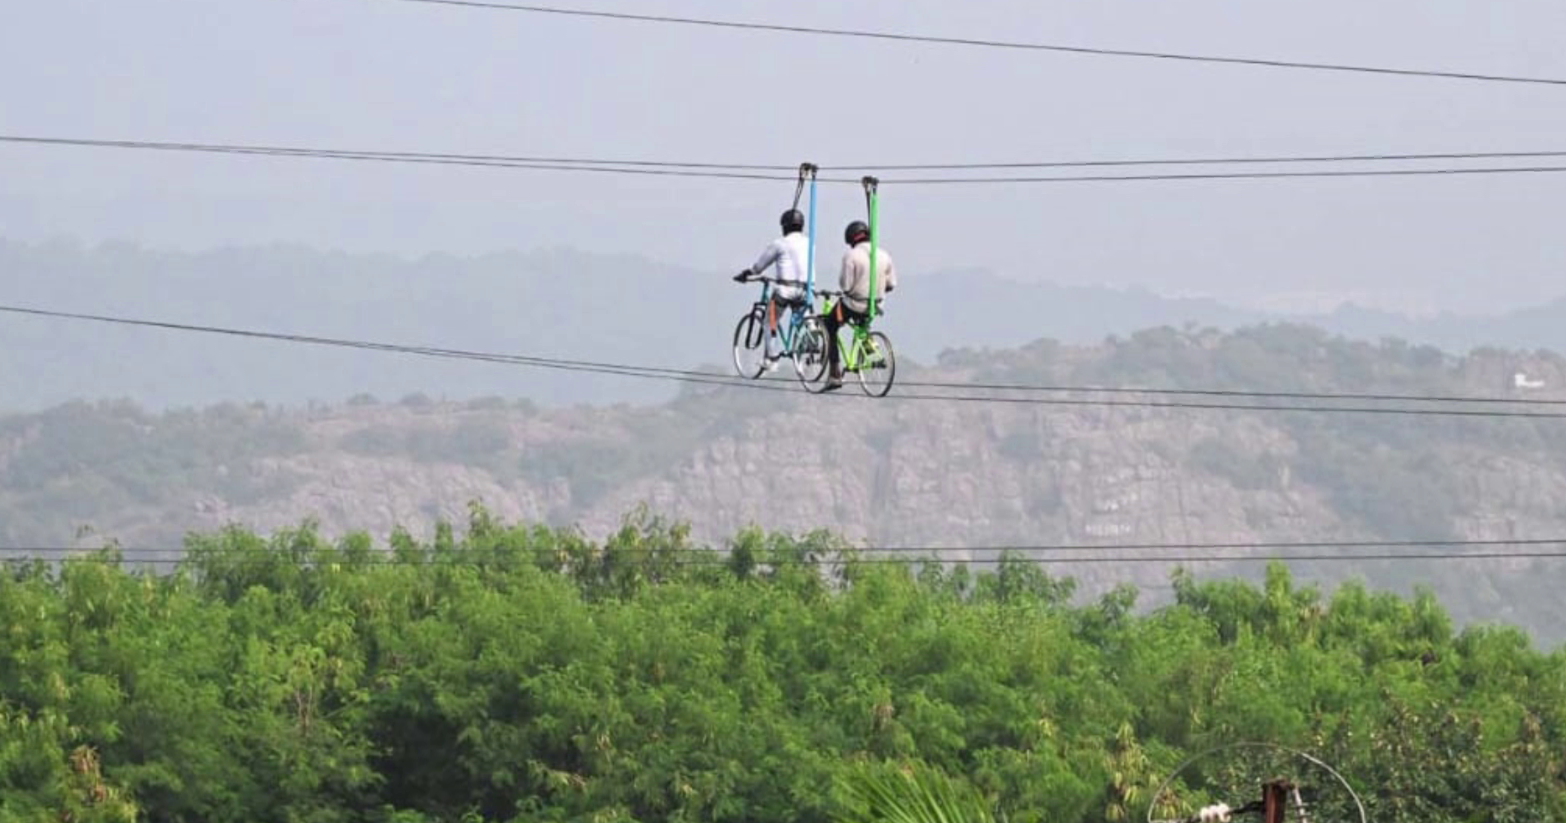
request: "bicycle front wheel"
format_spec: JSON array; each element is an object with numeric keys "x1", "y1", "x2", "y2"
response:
[
  {"x1": 732, "y1": 310, "x2": 768, "y2": 379},
  {"x1": 856, "y1": 330, "x2": 896, "y2": 397},
  {"x1": 792, "y1": 317, "x2": 830, "y2": 388}
]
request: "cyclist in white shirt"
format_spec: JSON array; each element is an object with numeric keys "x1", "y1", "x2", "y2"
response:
[{"x1": 733, "y1": 209, "x2": 811, "y2": 366}]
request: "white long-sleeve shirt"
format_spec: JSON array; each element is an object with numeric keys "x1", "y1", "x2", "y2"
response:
[
  {"x1": 752, "y1": 231, "x2": 811, "y2": 300},
  {"x1": 838, "y1": 241, "x2": 896, "y2": 314}
]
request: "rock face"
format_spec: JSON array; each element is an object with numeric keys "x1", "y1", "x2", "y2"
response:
[
  {"x1": 194, "y1": 453, "x2": 549, "y2": 539},
  {"x1": 590, "y1": 406, "x2": 1317, "y2": 543},
  {"x1": 31, "y1": 402, "x2": 1340, "y2": 572}
]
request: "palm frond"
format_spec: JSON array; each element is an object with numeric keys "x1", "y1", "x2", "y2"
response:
[{"x1": 835, "y1": 761, "x2": 998, "y2": 823}]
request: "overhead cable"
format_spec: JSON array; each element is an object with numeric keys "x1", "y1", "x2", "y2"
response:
[
  {"x1": 7, "y1": 546, "x2": 1566, "y2": 566},
  {"x1": 0, "y1": 135, "x2": 801, "y2": 181},
  {"x1": 387, "y1": 0, "x2": 1566, "y2": 88},
  {"x1": 13, "y1": 134, "x2": 1566, "y2": 186},
  {"x1": 5, "y1": 303, "x2": 1566, "y2": 420},
  {"x1": 850, "y1": 149, "x2": 1566, "y2": 172},
  {"x1": 882, "y1": 376, "x2": 1566, "y2": 408},
  {"x1": 884, "y1": 165, "x2": 1566, "y2": 186},
  {"x1": 10, "y1": 537, "x2": 1566, "y2": 556}
]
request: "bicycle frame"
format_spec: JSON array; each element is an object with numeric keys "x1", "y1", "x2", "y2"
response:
[
  {"x1": 840, "y1": 323, "x2": 873, "y2": 371},
  {"x1": 811, "y1": 294, "x2": 869, "y2": 370},
  {"x1": 751, "y1": 279, "x2": 812, "y2": 354}
]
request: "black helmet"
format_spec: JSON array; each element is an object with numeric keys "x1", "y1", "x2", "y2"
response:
[
  {"x1": 844, "y1": 220, "x2": 870, "y2": 245},
  {"x1": 780, "y1": 209, "x2": 805, "y2": 233}
]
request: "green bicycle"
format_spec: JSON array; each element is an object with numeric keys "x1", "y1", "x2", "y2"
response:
[{"x1": 811, "y1": 289, "x2": 896, "y2": 397}]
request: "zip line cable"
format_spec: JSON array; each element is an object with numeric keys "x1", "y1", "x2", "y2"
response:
[
  {"x1": 0, "y1": 136, "x2": 804, "y2": 182},
  {"x1": 18, "y1": 134, "x2": 1566, "y2": 175},
  {"x1": 386, "y1": 0, "x2": 1566, "y2": 88},
  {"x1": 0, "y1": 305, "x2": 771, "y2": 393},
  {"x1": 0, "y1": 135, "x2": 802, "y2": 172},
  {"x1": 6, "y1": 303, "x2": 1566, "y2": 420},
  {"x1": 851, "y1": 149, "x2": 1566, "y2": 172},
  {"x1": 6, "y1": 548, "x2": 1566, "y2": 567},
  {"x1": 15, "y1": 135, "x2": 1566, "y2": 186},
  {"x1": 859, "y1": 376, "x2": 1566, "y2": 408},
  {"x1": 885, "y1": 166, "x2": 1566, "y2": 186},
  {"x1": 11, "y1": 537, "x2": 1566, "y2": 557}
]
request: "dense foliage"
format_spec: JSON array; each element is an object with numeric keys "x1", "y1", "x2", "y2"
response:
[{"x1": 2, "y1": 506, "x2": 1562, "y2": 823}]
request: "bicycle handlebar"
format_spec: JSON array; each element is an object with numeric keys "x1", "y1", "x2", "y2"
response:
[
  {"x1": 812, "y1": 289, "x2": 887, "y2": 316},
  {"x1": 736, "y1": 278, "x2": 870, "y2": 308},
  {"x1": 737, "y1": 274, "x2": 802, "y2": 286}
]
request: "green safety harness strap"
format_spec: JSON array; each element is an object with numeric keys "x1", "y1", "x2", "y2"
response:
[{"x1": 863, "y1": 176, "x2": 880, "y2": 322}]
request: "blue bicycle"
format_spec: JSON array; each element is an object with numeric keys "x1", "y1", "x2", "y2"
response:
[{"x1": 732, "y1": 275, "x2": 830, "y2": 387}]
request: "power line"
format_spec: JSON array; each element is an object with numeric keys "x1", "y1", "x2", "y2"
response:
[
  {"x1": 5, "y1": 303, "x2": 1566, "y2": 420},
  {"x1": 850, "y1": 149, "x2": 1566, "y2": 172},
  {"x1": 387, "y1": 0, "x2": 1566, "y2": 89},
  {"x1": 886, "y1": 376, "x2": 1566, "y2": 408},
  {"x1": 886, "y1": 165, "x2": 1566, "y2": 186},
  {"x1": 11, "y1": 536, "x2": 1566, "y2": 555},
  {"x1": 0, "y1": 135, "x2": 801, "y2": 171},
  {"x1": 0, "y1": 135, "x2": 806, "y2": 181},
  {"x1": 14, "y1": 134, "x2": 1566, "y2": 187},
  {"x1": 6, "y1": 546, "x2": 1566, "y2": 566},
  {"x1": 20, "y1": 134, "x2": 1566, "y2": 174}
]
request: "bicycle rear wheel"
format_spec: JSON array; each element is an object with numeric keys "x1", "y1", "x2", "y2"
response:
[
  {"x1": 856, "y1": 330, "x2": 896, "y2": 397},
  {"x1": 792, "y1": 316, "x2": 829, "y2": 388},
  {"x1": 732, "y1": 309, "x2": 768, "y2": 379}
]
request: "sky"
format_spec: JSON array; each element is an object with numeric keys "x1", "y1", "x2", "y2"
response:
[{"x1": 5, "y1": 0, "x2": 1566, "y2": 315}]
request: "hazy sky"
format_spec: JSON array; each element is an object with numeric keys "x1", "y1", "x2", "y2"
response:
[{"x1": 5, "y1": 0, "x2": 1566, "y2": 314}]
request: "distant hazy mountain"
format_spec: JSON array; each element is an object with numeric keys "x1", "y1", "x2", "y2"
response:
[
  {"x1": 2, "y1": 237, "x2": 1561, "y2": 412},
  {"x1": 1294, "y1": 299, "x2": 1566, "y2": 357}
]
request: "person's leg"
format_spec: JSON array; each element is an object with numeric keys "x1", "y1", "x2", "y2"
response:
[
  {"x1": 824, "y1": 300, "x2": 845, "y2": 386},
  {"x1": 765, "y1": 297, "x2": 781, "y2": 361},
  {"x1": 840, "y1": 307, "x2": 869, "y2": 371}
]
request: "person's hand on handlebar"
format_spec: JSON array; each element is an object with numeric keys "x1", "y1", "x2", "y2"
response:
[{"x1": 733, "y1": 269, "x2": 753, "y2": 283}]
